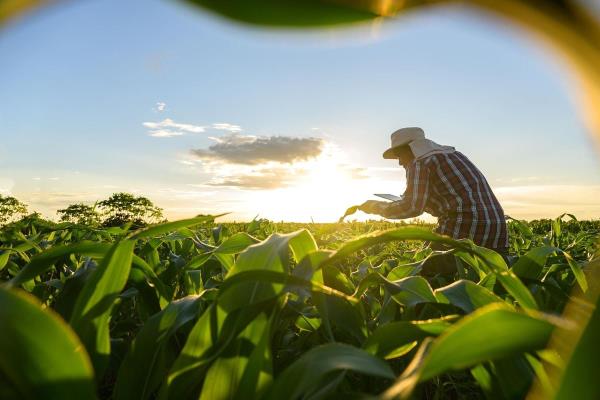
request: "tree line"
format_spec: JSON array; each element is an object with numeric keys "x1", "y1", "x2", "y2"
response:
[{"x1": 0, "y1": 193, "x2": 164, "y2": 228}]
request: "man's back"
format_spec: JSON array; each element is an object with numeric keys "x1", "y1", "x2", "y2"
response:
[{"x1": 419, "y1": 151, "x2": 508, "y2": 250}]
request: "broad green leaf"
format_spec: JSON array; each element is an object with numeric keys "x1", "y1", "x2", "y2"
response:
[
  {"x1": 531, "y1": 258, "x2": 600, "y2": 400},
  {"x1": 265, "y1": 343, "x2": 394, "y2": 400},
  {"x1": 511, "y1": 246, "x2": 558, "y2": 280},
  {"x1": 184, "y1": 270, "x2": 204, "y2": 295},
  {"x1": 214, "y1": 232, "x2": 259, "y2": 254},
  {"x1": 218, "y1": 269, "x2": 359, "y2": 306},
  {"x1": 435, "y1": 280, "x2": 505, "y2": 313},
  {"x1": 387, "y1": 262, "x2": 422, "y2": 280},
  {"x1": 563, "y1": 251, "x2": 587, "y2": 292},
  {"x1": 355, "y1": 273, "x2": 436, "y2": 307},
  {"x1": 70, "y1": 239, "x2": 135, "y2": 377},
  {"x1": 213, "y1": 252, "x2": 235, "y2": 270},
  {"x1": 184, "y1": 252, "x2": 212, "y2": 270},
  {"x1": 364, "y1": 317, "x2": 456, "y2": 359},
  {"x1": 0, "y1": 250, "x2": 10, "y2": 271},
  {"x1": 496, "y1": 271, "x2": 539, "y2": 310},
  {"x1": 7, "y1": 242, "x2": 111, "y2": 287},
  {"x1": 318, "y1": 264, "x2": 367, "y2": 343},
  {"x1": 132, "y1": 255, "x2": 172, "y2": 307},
  {"x1": 295, "y1": 315, "x2": 322, "y2": 332},
  {"x1": 218, "y1": 230, "x2": 317, "y2": 312},
  {"x1": 129, "y1": 215, "x2": 219, "y2": 240},
  {"x1": 162, "y1": 303, "x2": 269, "y2": 399},
  {"x1": 324, "y1": 227, "x2": 469, "y2": 267},
  {"x1": 199, "y1": 312, "x2": 272, "y2": 400},
  {"x1": 0, "y1": 288, "x2": 95, "y2": 400},
  {"x1": 114, "y1": 295, "x2": 203, "y2": 400},
  {"x1": 382, "y1": 305, "x2": 556, "y2": 399}
]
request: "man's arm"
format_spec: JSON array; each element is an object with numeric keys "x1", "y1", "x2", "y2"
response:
[{"x1": 362, "y1": 159, "x2": 431, "y2": 219}]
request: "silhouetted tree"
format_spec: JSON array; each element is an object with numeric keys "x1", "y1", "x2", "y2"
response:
[
  {"x1": 57, "y1": 203, "x2": 101, "y2": 226},
  {"x1": 97, "y1": 193, "x2": 163, "y2": 227},
  {"x1": 0, "y1": 195, "x2": 28, "y2": 225}
]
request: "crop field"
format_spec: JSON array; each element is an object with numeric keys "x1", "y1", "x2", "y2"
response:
[{"x1": 0, "y1": 214, "x2": 598, "y2": 399}]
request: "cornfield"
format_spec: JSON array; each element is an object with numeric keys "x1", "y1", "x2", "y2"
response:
[{"x1": 0, "y1": 214, "x2": 598, "y2": 399}]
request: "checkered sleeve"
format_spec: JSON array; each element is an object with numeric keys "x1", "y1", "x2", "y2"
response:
[{"x1": 377, "y1": 159, "x2": 430, "y2": 219}]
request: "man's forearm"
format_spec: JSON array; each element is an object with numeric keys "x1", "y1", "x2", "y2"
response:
[{"x1": 373, "y1": 200, "x2": 421, "y2": 219}]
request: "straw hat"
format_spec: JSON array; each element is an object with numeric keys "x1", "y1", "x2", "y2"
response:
[{"x1": 382, "y1": 127, "x2": 425, "y2": 159}]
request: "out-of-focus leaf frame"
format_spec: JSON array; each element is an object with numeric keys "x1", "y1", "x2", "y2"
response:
[{"x1": 1, "y1": 1, "x2": 599, "y2": 399}]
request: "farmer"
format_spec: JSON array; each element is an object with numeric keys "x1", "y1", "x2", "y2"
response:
[{"x1": 358, "y1": 127, "x2": 508, "y2": 273}]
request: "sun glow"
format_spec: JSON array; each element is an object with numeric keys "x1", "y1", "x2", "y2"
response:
[{"x1": 241, "y1": 144, "x2": 403, "y2": 222}]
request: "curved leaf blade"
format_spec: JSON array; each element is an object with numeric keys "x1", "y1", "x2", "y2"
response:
[{"x1": 0, "y1": 288, "x2": 96, "y2": 400}]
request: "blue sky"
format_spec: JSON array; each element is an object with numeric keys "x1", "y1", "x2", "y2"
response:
[{"x1": 1, "y1": 0, "x2": 599, "y2": 221}]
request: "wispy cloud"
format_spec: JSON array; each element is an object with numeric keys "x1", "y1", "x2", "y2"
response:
[
  {"x1": 154, "y1": 102, "x2": 166, "y2": 112},
  {"x1": 190, "y1": 134, "x2": 325, "y2": 165},
  {"x1": 212, "y1": 123, "x2": 242, "y2": 133},
  {"x1": 148, "y1": 129, "x2": 186, "y2": 138},
  {"x1": 143, "y1": 118, "x2": 205, "y2": 138},
  {"x1": 206, "y1": 166, "x2": 306, "y2": 189}
]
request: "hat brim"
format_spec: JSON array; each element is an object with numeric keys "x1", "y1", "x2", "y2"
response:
[{"x1": 382, "y1": 146, "x2": 399, "y2": 159}]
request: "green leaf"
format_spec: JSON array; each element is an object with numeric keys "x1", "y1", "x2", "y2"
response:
[
  {"x1": 161, "y1": 303, "x2": 269, "y2": 399},
  {"x1": 129, "y1": 215, "x2": 220, "y2": 240},
  {"x1": 132, "y1": 255, "x2": 172, "y2": 307},
  {"x1": 355, "y1": 273, "x2": 436, "y2": 308},
  {"x1": 218, "y1": 269, "x2": 359, "y2": 306},
  {"x1": 387, "y1": 262, "x2": 422, "y2": 280},
  {"x1": 563, "y1": 251, "x2": 588, "y2": 292},
  {"x1": 218, "y1": 230, "x2": 317, "y2": 312},
  {"x1": 532, "y1": 258, "x2": 600, "y2": 400},
  {"x1": 324, "y1": 227, "x2": 469, "y2": 268},
  {"x1": 70, "y1": 239, "x2": 135, "y2": 377},
  {"x1": 114, "y1": 295, "x2": 203, "y2": 400},
  {"x1": 496, "y1": 271, "x2": 539, "y2": 310},
  {"x1": 199, "y1": 312, "x2": 273, "y2": 400},
  {"x1": 265, "y1": 343, "x2": 394, "y2": 400},
  {"x1": 0, "y1": 288, "x2": 96, "y2": 400},
  {"x1": 434, "y1": 280, "x2": 505, "y2": 313},
  {"x1": 214, "y1": 232, "x2": 259, "y2": 254},
  {"x1": 0, "y1": 250, "x2": 10, "y2": 271},
  {"x1": 185, "y1": 0, "x2": 376, "y2": 28},
  {"x1": 511, "y1": 246, "x2": 558, "y2": 280},
  {"x1": 7, "y1": 242, "x2": 111, "y2": 287},
  {"x1": 364, "y1": 317, "x2": 455, "y2": 359},
  {"x1": 382, "y1": 305, "x2": 556, "y2": 399}
]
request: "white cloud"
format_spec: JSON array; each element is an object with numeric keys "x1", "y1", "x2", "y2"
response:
[
  {"x1": 191, "y1": 134, "x2": 325, "y2": 165},
  {"x1": 206, "y1": 166, "x2": 306, "y2": 189},
  {"x1": 149, "y1": 129, "x2": 185, "y2": 138},
  {"x1": 212, "y1": 123, "x2": 242, "y2": 133},
  {"x1": 155, "y1": 102, "x2": 166, "y2": 112},
  {"x1": 143, "y1": 118, "x2": 205, "y2": 138}
]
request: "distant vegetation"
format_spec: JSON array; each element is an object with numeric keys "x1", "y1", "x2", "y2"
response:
[{"x1": 1, "y1": 193, "x2": 163, "y2": 228}]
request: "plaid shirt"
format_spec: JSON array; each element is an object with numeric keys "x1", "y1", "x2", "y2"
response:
[{"x1": 376, "y1": 151, "x2": 508, "y2": 249}]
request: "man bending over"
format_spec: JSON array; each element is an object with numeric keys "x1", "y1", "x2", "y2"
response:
[{"x1": 359, "y1": 127, "x2": 508, "y2": 259}]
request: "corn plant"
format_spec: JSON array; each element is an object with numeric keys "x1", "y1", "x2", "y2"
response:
[{"x1": 0, "y1": 215, "x2": 598, "y2": 399}]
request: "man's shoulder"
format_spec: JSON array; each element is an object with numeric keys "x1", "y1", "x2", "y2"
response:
[{"x1": 414, "y1": 152, "x2": 447, "y2": 165}]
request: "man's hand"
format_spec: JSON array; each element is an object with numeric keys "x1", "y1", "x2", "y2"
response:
[{"x1": 358, "y1": 200, "x2": 387, "y2": 215}]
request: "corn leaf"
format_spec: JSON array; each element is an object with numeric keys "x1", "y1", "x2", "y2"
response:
[{"x1": 0, "y1": 288, "x2": 96, "y2": 400}]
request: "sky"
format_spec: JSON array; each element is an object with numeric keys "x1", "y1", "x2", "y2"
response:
[{"x1": 1, "y1": 0, "x2": 599, "y2": 222}]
